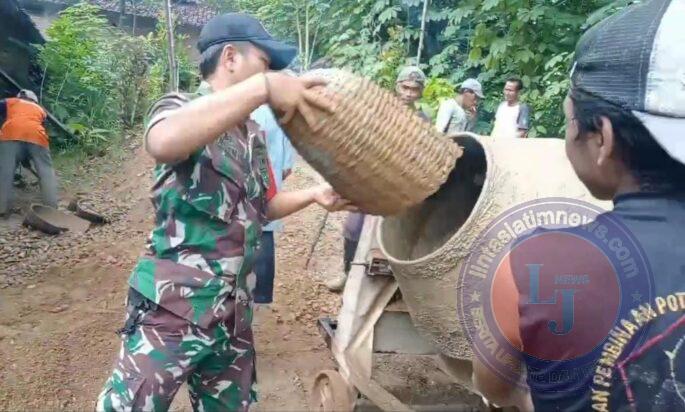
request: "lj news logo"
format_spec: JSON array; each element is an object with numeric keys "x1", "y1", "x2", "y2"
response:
[{"x1": 459, "y1": 198, "x2": 653, "y2": 387}]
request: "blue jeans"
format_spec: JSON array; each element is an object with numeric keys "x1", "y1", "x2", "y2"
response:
[{"x1": 253, "y1": 232, "x2": 275, "y2": 304}]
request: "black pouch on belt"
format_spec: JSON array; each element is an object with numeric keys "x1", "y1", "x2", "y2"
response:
[{"x1": 116, "y1": 288, "x2": 159, "y2": 336}]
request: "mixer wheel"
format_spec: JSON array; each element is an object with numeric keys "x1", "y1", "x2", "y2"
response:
[{"x1": 310, "y1": 369, "x2": 354, "y2": 411}]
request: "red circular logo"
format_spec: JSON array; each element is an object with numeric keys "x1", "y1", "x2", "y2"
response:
[{"x1": 491, "y1": 231, "x2": 620, "y2": 361}]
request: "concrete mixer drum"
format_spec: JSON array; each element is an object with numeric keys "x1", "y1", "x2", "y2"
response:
[{"x1": 378, "y1": 132, "x2": 609, "y2": 360}]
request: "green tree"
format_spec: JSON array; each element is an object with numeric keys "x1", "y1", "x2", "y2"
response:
[
  {"x1": 37, "y1": 3, "x2": 198, "y2": 151},
  {"x1": 39, "y1": 4, "x2": 131, "y2": 149},
  {"x1": 234, "y1": 0, "x2": 633, "y2": 135},
  {"x1": 202, "y1": 0, "x2": 238, "y2": 12},
  {"x1": 319, "y1": 0, "x2": 411, "y2": 85},
  {"x1": 428, "y1": 0, "x2": 612, "y2": 136},
  {"x1": 235, "y1": 0, "x2": 335, "y2": 71}
]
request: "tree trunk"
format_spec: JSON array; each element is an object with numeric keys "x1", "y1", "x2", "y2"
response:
[
  {"x1": 131, "y1": 0, "x2": 137, "y2": 35},
  {"x1": 294, "y1": 3, "x2": 303, "y2": 72},
  {"x1": 308, "y1": 20, "x2": 320, "y2": 70},
  {"x1": 308, "y1": 2, "x2": 333, "y2": 72},
  {"x1": 118, "y1": 0, "x2": 126, "y2": 27},
  {"x1": 304, "y1": 1, "x2": 310, "y2": 70},
  {"x1": 164, "y1": 0, "x2": 178, "y2": 92},
  {"x1": 416, "y1": 0, "x2": 430, "y2": 64}
]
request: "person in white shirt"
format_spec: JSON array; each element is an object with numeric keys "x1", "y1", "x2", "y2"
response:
[
  {"x1": 491, "y1": 77, "x2": 531, "y2": 138},
  {"x1": 435, "y1": 78, "x2": 483, "y2": 135}
]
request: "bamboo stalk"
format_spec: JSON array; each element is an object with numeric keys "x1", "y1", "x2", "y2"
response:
[
  {"x1": 118, "y1": 0, "x2": 126, "y2": 27},
  {"x1": 416, "y1": 0, "x2": 430, "y2": 64},
  {"x1": 164, "y1": 0, "x2": 178, "y2": 92},
  {"x1": 294, "y1": 2, "x2": 303, "y2": 72},
  {"x1": 132, "y1": 0, "x2": 137, "y2": 35},
  {"x1": 308, "y1": 1, "x2": 334, "y2": 72},
  {"x1": 304, "y1": 1, "x2": 310, "y2": 70},
  {"x1": 304, "y1": 211, "x2": 329, "y2": 269},
  {"x1": 39, "y1": 63, "x2": 48, "y2": 103}
]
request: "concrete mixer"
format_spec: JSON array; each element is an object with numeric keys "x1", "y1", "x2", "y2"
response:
[{"x1": 310, "y1": 133, "x2": 610, "y2": 411}]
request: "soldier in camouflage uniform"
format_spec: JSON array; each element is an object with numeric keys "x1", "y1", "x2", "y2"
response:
[{"x1": 96, "y1": 13, "x2": 350, "y2": 412}]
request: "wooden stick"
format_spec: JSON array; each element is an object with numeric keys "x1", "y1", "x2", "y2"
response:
[
  {"x1": 0, "y1": 67, "x2": 75, "y2": 139},
  {"x1": 305, "y1": 210, "x2": 329, "y2": 269},
  {"x1": 164, "y1": 0, "x2": 178, "y2": 92},
  {"x1": 416, "y1": 0, "x2": 430, "y2": 64}
]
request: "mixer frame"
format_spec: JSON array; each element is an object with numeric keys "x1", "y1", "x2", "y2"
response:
[{"x1": 310, "y1": 216, "x2": 486, "y2": 411}]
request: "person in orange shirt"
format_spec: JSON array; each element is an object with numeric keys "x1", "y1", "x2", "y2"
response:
[{"x1": 0, "y1": 89, "x2": 58, "y2": 217}]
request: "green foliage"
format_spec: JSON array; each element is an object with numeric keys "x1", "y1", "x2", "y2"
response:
[
  {"x1": 145, "y1": 15, "x2": 198, "y2": 99},
  {"x1": 38, "y1": 4, "x2": 121, "y2": 150},
  {"x1": 237, "y1": 0, "x2": 633, "y2": 137},
  {"x1": 234, "y1": 0, "x2": 335, "y2": 70},
  {"x1": 428, "y1": 0, "x2": 611, "y2": 137},
  {"x1": 418, "y1": 77, "x2": 454, "y2": 119},
  {"x1": 202, "y1": 0, "x2": 238, "y2": 12},
  {"x1": 37, "y1": 3, "x2": 197, "y2": 152},
  {"x1": 462, "y1": 0, "x2": 631, "y2": 136},
  {"x1": 323, "y1": 1, "x2": 410, "y2": 84}
]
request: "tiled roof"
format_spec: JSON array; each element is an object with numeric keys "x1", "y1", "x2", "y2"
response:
[{"x1": 35, "y1": 0, "x2": 217, "y2": 28}]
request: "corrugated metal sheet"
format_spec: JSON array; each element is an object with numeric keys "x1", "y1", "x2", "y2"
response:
[{"x1": 0, "y1": 0, "x2": 44, "y2": 96}]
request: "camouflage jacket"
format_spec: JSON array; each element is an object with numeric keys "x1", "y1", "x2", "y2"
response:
[{"x1": 128, "y1": 82, "x2": 275, "y2": 332}]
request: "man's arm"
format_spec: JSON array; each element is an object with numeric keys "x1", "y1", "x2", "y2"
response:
[
  {"x1": 472, "y1": 255, "x2": 533, "y2": 410},
  {"x1": 435, "y1": 100, "x2": 453, "y2": 133},
  {"x1": 266, "y1": 185, "x2": 355, "y2": 221},
  {"x1": 473, "y1": 358, "x2": 533, "y2": 411},
  {"x1": 517, "y1": 104, "x2": 531, "y2": 138},
  {"x1": 466, "y1": 106, "x2": 478, "y2": 132},
  {"x1": 147, "y1": 74, "x2": 268, "y2": 163},
  {"x1": 147, "y1": 73, "x2": 333, "y2": 164},
  {"x1": 266, "y1": 188, "x2": 317, "y2": 220}
]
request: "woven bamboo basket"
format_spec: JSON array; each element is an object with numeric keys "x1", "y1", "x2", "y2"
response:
[{"x1": 281, "y1": 69, "x2": 463, "y2": 216}]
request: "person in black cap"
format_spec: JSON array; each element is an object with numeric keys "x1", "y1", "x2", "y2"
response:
[
  {"x1": 472, "y1": 0, "x2": 685, "y2": 410},
  {"x1": 96, "y1": 13, "x2": 355, "y2": 412}
]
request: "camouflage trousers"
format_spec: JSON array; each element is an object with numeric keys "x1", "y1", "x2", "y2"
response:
[{"x1": 96, "y1": 289, "x2": 256, "y2": 412}]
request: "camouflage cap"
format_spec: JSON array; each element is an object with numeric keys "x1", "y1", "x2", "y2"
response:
[{"x1": 396, "y1": 66, "x2": 426, "y2": 85}]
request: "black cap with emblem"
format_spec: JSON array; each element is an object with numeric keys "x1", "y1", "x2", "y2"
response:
[{"x1": 197, "y1": 13, "x2": 297, "y2": 71}]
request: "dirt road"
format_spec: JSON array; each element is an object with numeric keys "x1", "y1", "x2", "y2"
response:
[{"x1": 0, "y1": 136, "x2": 348, "y2": 410}]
